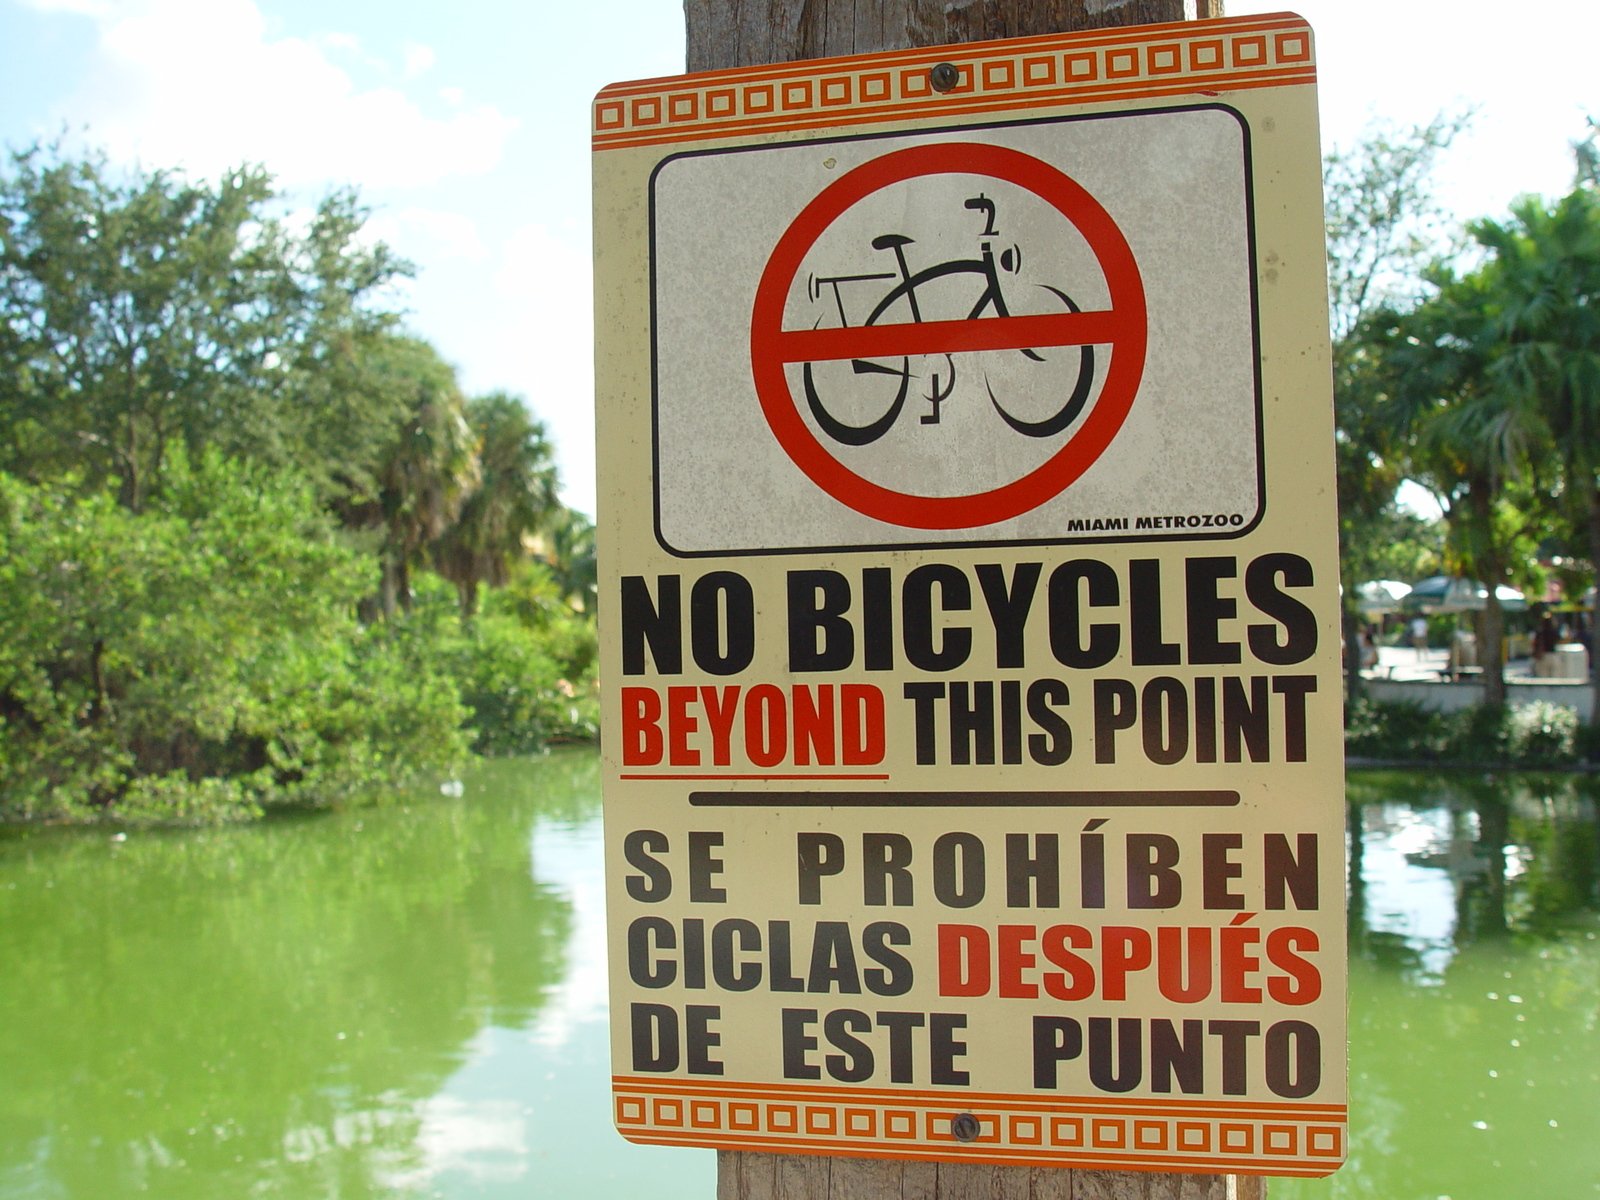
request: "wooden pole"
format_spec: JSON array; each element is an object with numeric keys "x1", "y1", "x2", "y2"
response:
[
  {"x1": 683, "y1": 2, "x2": 1259, "y2": 1197},
  {"x1": 687, "y1": 0, "x2": 1223, "y2": 71}
]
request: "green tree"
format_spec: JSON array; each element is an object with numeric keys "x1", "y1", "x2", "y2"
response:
[
  {"x1": 0, "y1": 145, "x2": 411, "y2": 511},
  {"x1": 1476, "y1": 184, "x2": 1600, "y2": 722},
  {"x1": 1323, "y1": 114, "x2": 1469, "y2": 703},
  {"x1": 541, "y1": 506, "x2": 598, "y2": 615},
  {"x1": 270, "y1": 188, "x2": 416, "y2": 509},
  {"x1": 432, "y1": 392, "x2": 561, "y2": 618},
  {"x1": 0, "y1": 451, "x2": 468, "y2": 821},
  {"x1": 1378, "y1": 267, "x2": 1546, "y2": 706},
  {"x1": 333, "y1": 336, "x2": 481, "y2": 617}
]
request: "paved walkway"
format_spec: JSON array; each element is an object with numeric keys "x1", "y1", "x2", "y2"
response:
[{"x1": 1365, "y1": 645, "x2": 1581, "y2": 683}]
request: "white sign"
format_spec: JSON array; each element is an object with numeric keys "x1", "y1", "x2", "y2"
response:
[
  {"x1": 652, "y1": 107, "x2": 1261, "y2": 553},
  {"x1": 593, "y1": 13, "x2": 1345, "y2": 1178}
]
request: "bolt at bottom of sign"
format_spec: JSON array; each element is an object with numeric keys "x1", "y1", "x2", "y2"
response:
[{"x1": 951, "y1": 1113, "x2": 981, "y2": 1142}]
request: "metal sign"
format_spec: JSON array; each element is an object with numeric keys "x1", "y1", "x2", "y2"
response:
[{"x1": 593, "y1": 13, "x2": 1345, "y2": 1177}]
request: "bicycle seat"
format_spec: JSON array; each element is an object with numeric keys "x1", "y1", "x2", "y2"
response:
[{"x1": 870, "y1": 234, "x2": 915, "y2": 251}]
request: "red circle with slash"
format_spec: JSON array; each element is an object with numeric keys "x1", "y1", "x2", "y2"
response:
[{"x1": 749, "y1": 141, "x2": 1147, "y2": 530}]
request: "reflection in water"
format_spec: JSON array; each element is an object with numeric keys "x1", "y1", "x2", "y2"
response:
[
  {"x1": 0, "y1": 750, "x2": 711, "y2": 1199},
  {"x1": 2, "y1": 757, "x2": 1596, "y2": 1198},
  {"x1": 1282, "y1": 771, "x2": 1600, "y2": 1200}
]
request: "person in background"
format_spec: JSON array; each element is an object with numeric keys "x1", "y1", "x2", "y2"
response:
[
  {"x1": 1533, "y1": 610, "x2": 1558, "y2": 671},
  {"x1": 1409, "y1": 613, "x2": 1429, "y2": 659}
]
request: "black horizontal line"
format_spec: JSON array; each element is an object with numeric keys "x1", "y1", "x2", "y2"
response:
[{"x1": 689, "y1": 790, "x2": 1239, "y2": 808}]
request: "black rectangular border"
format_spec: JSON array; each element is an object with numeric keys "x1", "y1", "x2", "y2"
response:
[{"x1": 645, "y1": 102, "x2": 1266, "y2": 560}]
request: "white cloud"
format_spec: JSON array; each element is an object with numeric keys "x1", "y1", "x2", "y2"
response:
[
  {"x1": 365, "y1": 207, "x2": 488, "y2": 264},
  {"x1": 402, "y1": 42, "x2": 436, "y2": 79},
  {"x1": 20, "y1": 0, "x2": 112, "y2": 13},
  {"x1": 452, "y1": 222, "x2": 596, "y2": 514},
  {"x1": 35, "y1": 0, "x2": 516, "y2": 190},
  {"x1": 315, "y1": 30, "x2": 361, "y2": 54}
]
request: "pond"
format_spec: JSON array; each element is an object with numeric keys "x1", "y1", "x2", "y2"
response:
[{"x1": 1, "y1": 753, "x2": 1596, "y2": 1198}]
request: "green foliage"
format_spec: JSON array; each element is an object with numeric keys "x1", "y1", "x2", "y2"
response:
[
  {"x1": 1577, "y1": 720, "x2": 1600, "y2": 764},
  {"x1": 1475, "y1": 187, "x2": 1600, "y2": 711},
  {"x1": 449, "y1": 614, "x2": 599, "y2": 754},
  {"x1": 329, "y1": 334, "x2": 481, "y2": 615},
  {"x1": 373, "y1": 573, "x2": 598, "y2": 756},
  {"x1": 1323, "y1": 114, "x2": 1469, "y2": 703},
  {"x1": 432, "y1": 391, "x2": 563, "y2": 617},
  {"x1": 0, "y1": 144, "x2": 411, "y2": 512},
  {"x1": 543, "y1": 507, "x2": 598, "y2": 614},
  {"x1": 1345, "y1": 698, "x2": 1585, "y2": 767},
  {"x1": 1505, "y1": 701, "x2": 1581, "y2": 765},
  {"x1": 1345, "y1": 699, "x2": 1454, "y2": 761},
  {"x1": 1449, "y1": 702, "x2": 1517, "y2": 764},
  {"x1": 1355, "y1": 174, "x2": 1600, "y2": 716},
  {"x1": 0, "y1": 455, "x2": 469, "y2": 823},
  {"x1": 0, "y1": 144, "x2": 602, "y2": 823}
]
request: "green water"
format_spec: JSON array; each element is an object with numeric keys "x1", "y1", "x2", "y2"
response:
[
  {"x1": 1, "y1": 755, "x2": 1596, "y2": 1198},
  {"x1": 1279, "y1": 772, "x2": 1600, "y2": 1200}
]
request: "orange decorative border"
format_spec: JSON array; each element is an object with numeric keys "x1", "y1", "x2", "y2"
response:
[
  {"x1": 594, "y1": 15, "x2": 1314, "y2": 151},
  {"x1": 614, "y1": 1076, "x2": 1345, "y2": 1176}
]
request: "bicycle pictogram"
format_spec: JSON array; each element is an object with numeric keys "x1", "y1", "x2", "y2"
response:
[
  {"x1": 750, "y1": 141, "x2": 1148, "y2": 530},
  {"x1": 802, "y1": 192, "x2": 1096, "y2": 446}
]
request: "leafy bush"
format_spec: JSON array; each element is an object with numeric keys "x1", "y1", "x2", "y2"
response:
[
  {"x1": 1506, "y1": 701, "x2": 1579, "y2": 765},
  {"x1": 1346, "y1": 697, "x2": 1587, "y2": 767},
  {"x1": 392, "y1": 572, "x2": 598, "y2": 756},
  {"x1": 1344, "y1": 699, "x2": 1452, "y2": 761},
  {"x1": 1441, "y1": 702, "x2": 1514, "y2": 764},
  {"x1": 1576, "y1": 721, "x2": 1600, "y2": 765},
  {"x1": 0, "y1": 455, "x2": 470, "y2": 823}
]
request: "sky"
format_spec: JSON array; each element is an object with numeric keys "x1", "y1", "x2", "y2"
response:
[{"x1": 0, "y1": 0, "x2": 1593, "y2": 518}]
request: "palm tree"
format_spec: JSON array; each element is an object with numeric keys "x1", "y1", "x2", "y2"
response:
[
  {"x1": 433, "y1": 393, "x2": 561, "y2": 618},
  {"x1": 543, "y1": 508, "x2": 597, "y2": 615},
  {"x1": 1476, "y1": 186, "x2": 1600, "y2": 723},
  {"x1": 1379, "y1": 267, "x2": 1547, "y2": 708},
  {"x1": 336, "y1": 336, "x2": 480, "y2": 616}
]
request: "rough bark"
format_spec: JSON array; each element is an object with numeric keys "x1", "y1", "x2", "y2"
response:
[
  {"x1": 686, "y1": 0, "x2": 1222, "y2": 72},
  {"x1": 1587, "y1": 482, "x2": 1600, "y2": 729},
  {"x1": 714, "y1": 1158, "x2": 1268, "y2": 1198},
  {"x1": 1466, "y1": 483, "x2": 1507, "y2": 707}
]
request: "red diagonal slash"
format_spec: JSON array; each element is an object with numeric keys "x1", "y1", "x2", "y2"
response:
[{"x1": 776, "y1": 311, "x2": 1131, "y2": 364}]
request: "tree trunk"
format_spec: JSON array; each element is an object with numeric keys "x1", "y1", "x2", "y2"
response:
[
  {"x1": 1481, "y1": 590, "x2": 1506, "y2": 708},
  {"x1": 397, "y1": 557, "x2": 414, "y2": 614},
  {"x1": 379, "y1": 554, "x2": 401, "y2": 619},
  {"x1": 88, "y1": 637, "x2": 108, "y2": 725},
  {"x1": 121, "y1": 402, "x2": 142, "y2": 513},
  {"x1": 683, "y1": 4, "x2": 1258, "y2": 1197},
  {"x1": 1587, "y1": 482, "x2": 1600, "y2": 731},
  {"x1": 1467, "y1": 486, "x2": 1506, "y2": 708},
  {"x1": 1341, "y1": 565, "x2": 1364, "y2": 710},
  {"x1": 718, "y1": 1156, "x2": 1265, "y2": 1198},
  {"x1": 686, "y1": 0, "x2": 1222, "y2": 72}
]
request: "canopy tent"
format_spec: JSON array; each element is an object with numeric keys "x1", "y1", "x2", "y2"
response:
[
  {"x1": 1354, "y1": 579, "x2": 1412, "y2": 615},
  {"x1": 1403, "y1": 576, "x2": 1527, "y2": 614}
]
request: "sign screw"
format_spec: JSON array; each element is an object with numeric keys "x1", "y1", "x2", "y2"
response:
[
  {"x1": 930, "y1": 62, "x2": 960, "y2": 92},
  {"x1": 951, "y1": 1113, "x2": 981, "y2": 1142}
]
